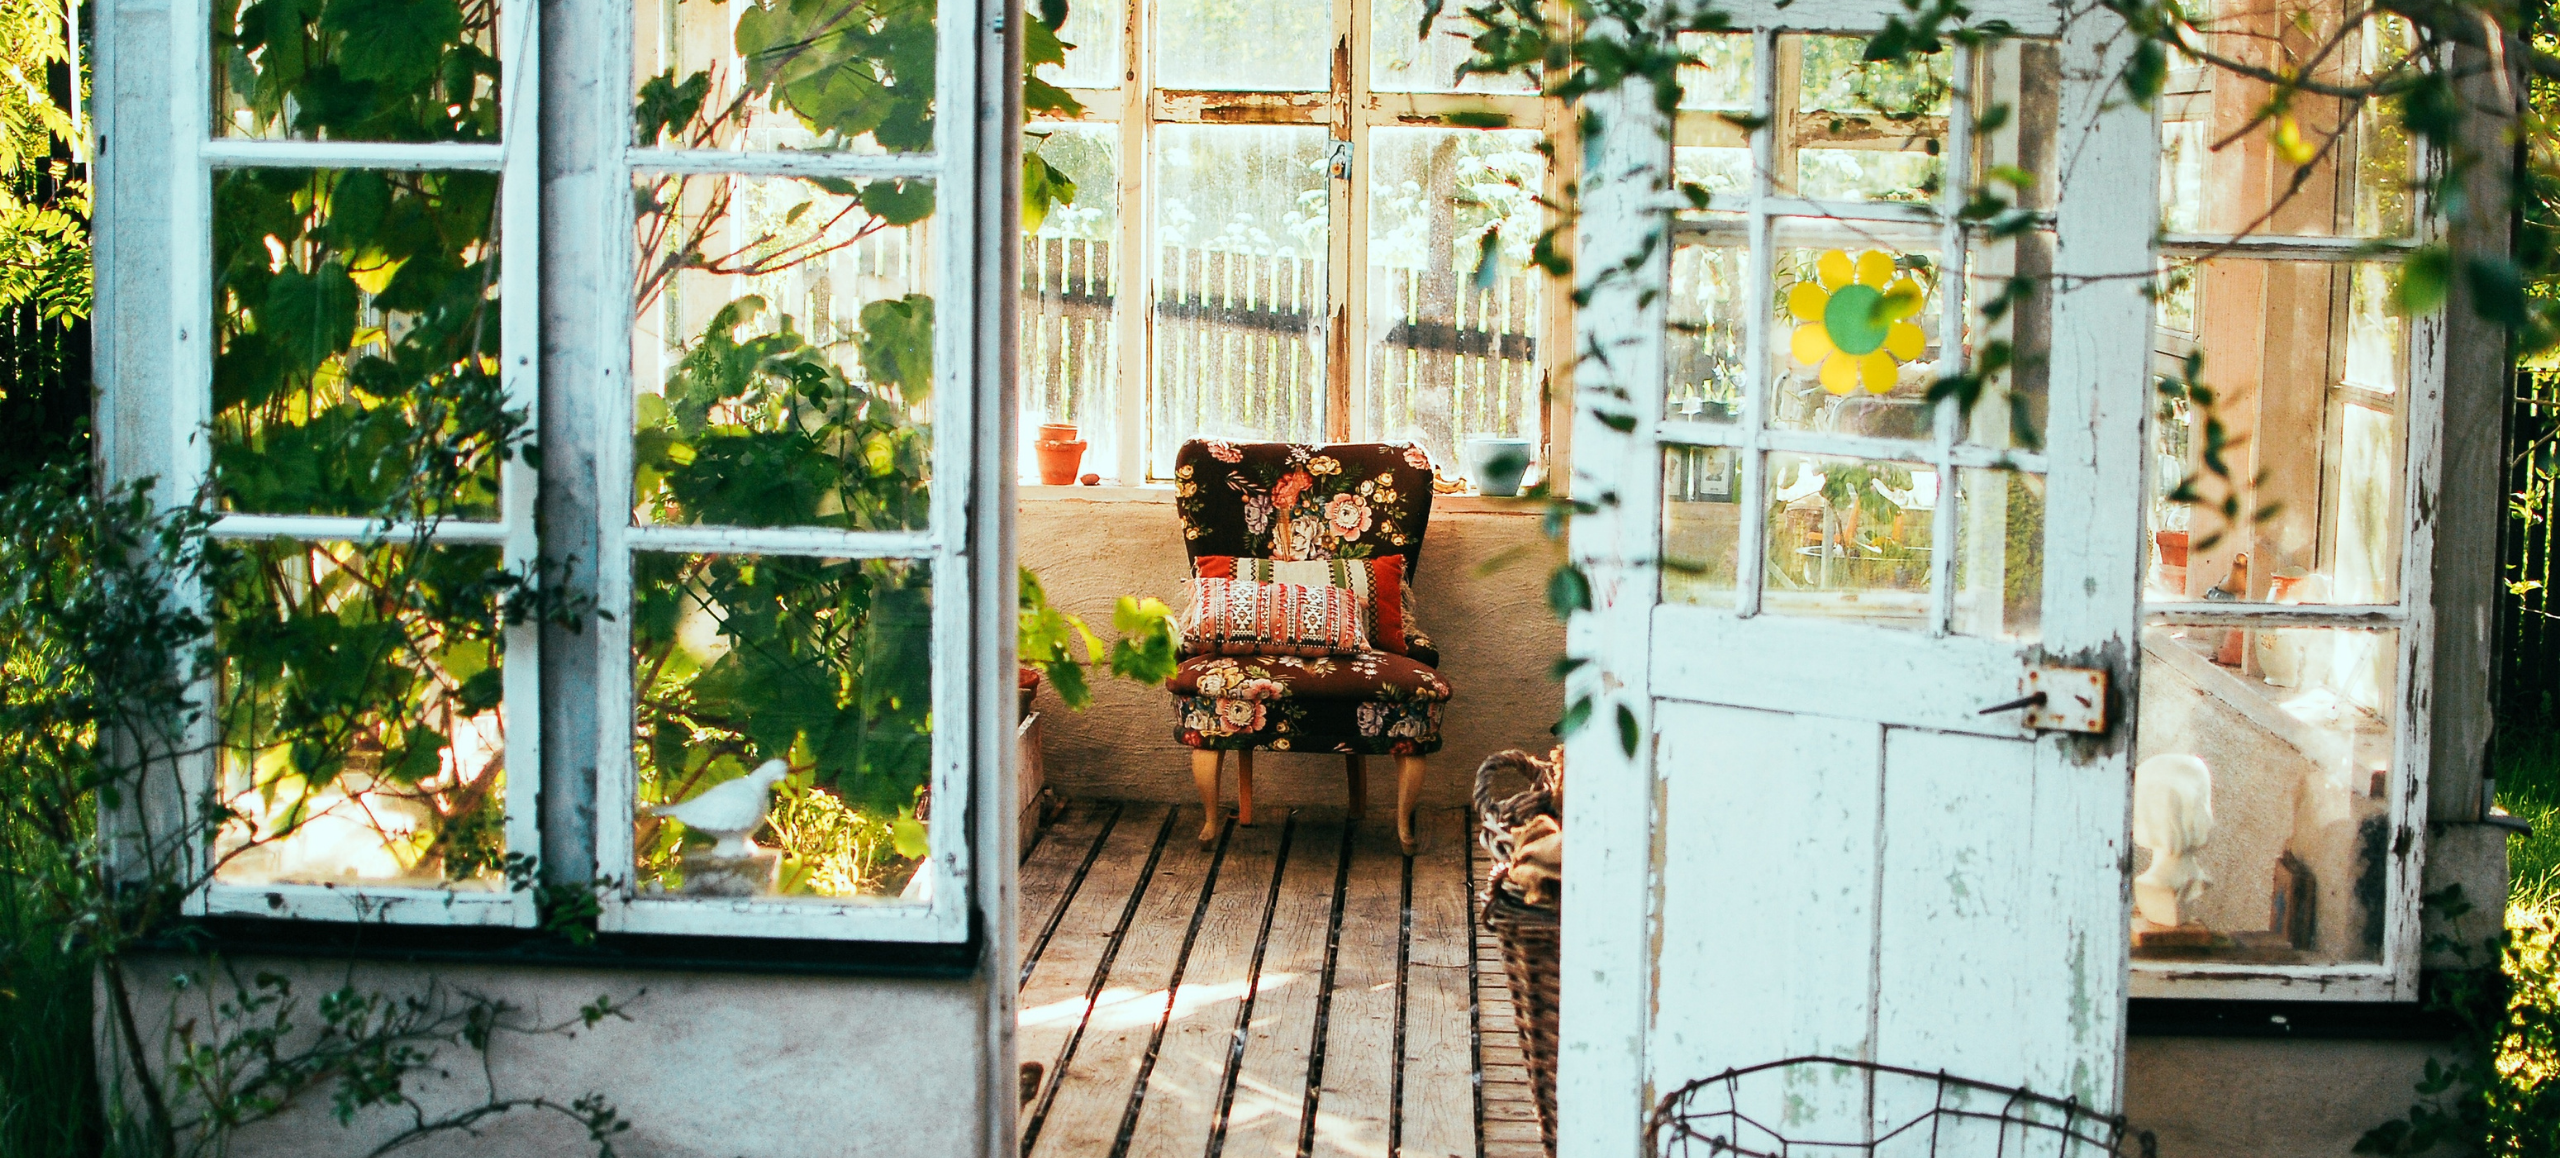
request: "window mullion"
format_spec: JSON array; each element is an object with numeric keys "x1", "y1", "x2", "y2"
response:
[{"x1": 1119, "y1": 0, "x2": 1150, "y2": 482}]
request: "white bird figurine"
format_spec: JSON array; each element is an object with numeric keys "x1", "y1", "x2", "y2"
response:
[
  {"x1": 652, "y1": 758, "x2": 791, "y2": 858},
  {"x1": 2132, "y1": 753, "x2": 2215, "y2": 927}
]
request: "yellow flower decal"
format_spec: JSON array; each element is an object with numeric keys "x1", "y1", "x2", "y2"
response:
[{"x1": 1787, "y1": 249, "x2": 1928, "y2": 395}]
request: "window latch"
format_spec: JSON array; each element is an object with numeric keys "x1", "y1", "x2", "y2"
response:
[{"x1": 1977, "y1": 666, "x2": 2108, "y2": 734}]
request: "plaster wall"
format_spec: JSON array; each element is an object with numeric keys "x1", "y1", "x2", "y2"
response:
[
  {"x1": 2124, "y1": 1037, "x2": 2442, "y2": 1158},
  {"x1": 1017, "y1": 489, "x2": 1566, "y2": 810},
  {"x1": 106, "y1": 954, "x2": 994, "y2": 1158}
]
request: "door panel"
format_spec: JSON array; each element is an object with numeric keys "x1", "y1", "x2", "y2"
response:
[
  {"x1": 1651, "y1": 608, "x2": 2032, "y2": 737},
  {"x1": 1652, "y1": 701, "x2": 1881, "y2": 1131}
]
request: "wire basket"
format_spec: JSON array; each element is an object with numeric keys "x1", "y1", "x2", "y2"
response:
[{"x1": 1649, "y1": 1057, "x2": 2152, "y2": 1158}]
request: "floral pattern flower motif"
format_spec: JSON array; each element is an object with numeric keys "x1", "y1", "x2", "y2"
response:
[
  {"x1": 1323, "y1": 493, "x2": 1372, "y2": 542},
  {"x1": 1402, "y1": 445, "x2": 1433, "y2": 471},
  {"x1": 1308, "y1": 455, "x2": 1341, "y2": 476},
  {"x1": 1787, "y1": 248, "x2": 1929, "y2": 396},
  {"x1": 1207, "y1": 440, "x2": 1244, "y2": 463}
]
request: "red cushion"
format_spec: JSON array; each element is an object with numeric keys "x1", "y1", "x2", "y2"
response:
[
  {"x1": 1196, "y1": 554, "x2": 1410, "y2": 656},
  {"x1": 1175, "y1": 577, "x2": 1371, "y2": 657}
]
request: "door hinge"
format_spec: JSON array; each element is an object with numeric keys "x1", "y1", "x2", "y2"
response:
[{"x1": 1977, "y1": 666, "x2": 2108, "y2": 734}]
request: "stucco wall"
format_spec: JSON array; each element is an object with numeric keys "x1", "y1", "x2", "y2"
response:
[
  {"x1": 1017, "y1": 489, "x2": 1567, "y2": 810},
  {"x1": 107, "y1": 953, "x2": 997, "y2": 1158},
  {"x1": 2124, "y1": 1037, "x2": 2442, "y2": 1157}
]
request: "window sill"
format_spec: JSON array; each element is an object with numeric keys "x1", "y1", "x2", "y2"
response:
[
  {"x1": 1018, "y1": 483, "x2": 1549, "y2": 516},
  {"x1": 140, "y1": 915, "x2": 981, "y2": 979}
]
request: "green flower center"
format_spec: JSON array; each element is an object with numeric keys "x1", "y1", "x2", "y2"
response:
[{"x1": 1823, "y1": 283, "x2": 1889, "y2": 356}]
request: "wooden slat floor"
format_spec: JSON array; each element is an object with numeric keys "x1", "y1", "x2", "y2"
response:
[{"x1": 1017, "y1": 800, "x2": 1546, "y2": 1158}]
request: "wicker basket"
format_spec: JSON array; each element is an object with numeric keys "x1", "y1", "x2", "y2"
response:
[{"x1": 1475, "y1": 749, "x2": 1563, "y2": 1156}]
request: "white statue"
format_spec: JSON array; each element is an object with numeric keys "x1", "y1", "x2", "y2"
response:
[
  {"x1": 652, "y1": 758, "x2": 791, "y2": 858},
  {"x1": 2132, "y1": 753, "x2": 2215, "y2": 927}
]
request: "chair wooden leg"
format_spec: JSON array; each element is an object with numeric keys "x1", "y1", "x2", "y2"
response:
[
  {"x1": 1235, "y1": 750, "x2": 1255, "y2": 827},
  {"x1": 1344, "y1": 755, "x2": 1367, "y2": 820},
  {"x1": 1394, "y1": 755, "x2": 1427, "y2": 855},
  {"x1": 1192, "y1": 749, "x2": 1223, "y2": 846}
]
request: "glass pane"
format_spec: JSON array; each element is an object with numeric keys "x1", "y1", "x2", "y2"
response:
[
  {"x1": 1673, "y1": 147, "x2": 1751, "y2": 203},
  {"x1": 632, "y1": 174, "x2": 937, "y2": 530},
  {"x1": 1767, "y1": 231, "x2": 1943, "y2": 438},
  {"x1": 1373, "y1": 0, "x2": 1535, "y2": 93},
  {"x1": 212, "y1": 0, "x2": 500, "y2": 140},
  {"x1": 1154, "y1": 0, "x2": 1328, "y2": 91},
  {"x1": 1782, "y1": 35, "x2": 1948, "y2": 203},
  {"x1": 1149, "y1": 125, "x2": 1331, "y2": 478},
  {"x1": 631, "y1": 0, "x2": 936, "y2": 152},
  {"x1": 1662, "y1": 446, "x2": 1742, "y2": 606},
  {"x1": 1677, "y1": 33, "x2": 1754, "y2": 111},
  {"x1": 1761, "y1": 452, "x2": 1935, "y2": 628},
  {"x1": 1958, "y1": 229, "x2": 2054, "y2": 450},
  {"x1": 1952, "y1": 468, "x2": 2043, "y2": 641},
  {"x1": 2146, "y1": 259, "x2": 2405, "y2": 605},
  {"x1": 631, "y1": 553, "x2": 935, "y2": 901},
  {"x1": 211, "y1": 167, "x2": 506, "y2": 519},
  {"x1": 1666, "y1": 237, "x2": 1746, "y2": 422},
  {"x1": 1362, "y1": 128, "x2": 1545, "y2": 484},
  {"x1": 2133, "y1": 623, "x2": 2399, "y2": 966},
  {"x1": 1040, "y1": 0, "x2": 1121, "y2": 91},
  {"x1": 1021, "y1": 126, "x2": 1122, "y2": 484},
  {"x1": 214, "y1": 540, "x2": 510, "y2": 890},
  {"x1": 2154, "y1": 13, "x2": 2417, "y2": 238}
]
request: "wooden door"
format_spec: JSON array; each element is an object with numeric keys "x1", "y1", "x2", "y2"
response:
[{"x1": 1557, "y1": 7, "x2": 2156, "y2": 1154}]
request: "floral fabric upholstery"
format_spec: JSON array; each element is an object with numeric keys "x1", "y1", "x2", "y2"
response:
[
  {"x1": 1174, "y1": 440, "x2": 1440, "y2": 664},
  {"x1": 1171, "y1": 653, "x2": 1451, "y2": 756},
  {"x1": 1170, "y1": 440, "x2": 1450, "y2": 756}
]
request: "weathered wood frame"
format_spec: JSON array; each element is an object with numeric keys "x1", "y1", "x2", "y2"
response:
[
  {"x1": 579, "y1": 0, "x2": 999, "y2": 944},
  {"x1": 1025, "y1": 0, "x2": 1578, "y2": 485},
  {"x1": 94, "y1": 0, "x2": 546, "y2": 927},
  {"x1": 1560, "y1": 2, "x2": 2151, "y2": 1151}
]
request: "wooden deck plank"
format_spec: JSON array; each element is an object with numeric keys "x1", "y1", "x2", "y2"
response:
[
  {"x1": 1401, "y1": 809, "x2": 1474, "y2": 1158},
  {"x1": 1311, "y1": 820, "x2": 1405, "y2": 1158},
  {"x1": 1019, "y1": 803, "x2": 1175, "y2": 1143},
  {"x1": 1018, "y1": 799, "x2": 1118, "y2": 980},
  {"x1": 1125, "y1": 818, "x2": 1286, "y2": 1158},
  {"x1": 1032, "y1": 807, "x2": 1224, "y2": 1158},
  {"x1": 1222, "y1": 818, "x2": 1347, "y2": 1158}
]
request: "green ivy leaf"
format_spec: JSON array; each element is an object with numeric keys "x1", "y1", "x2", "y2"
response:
[{"x1": 322, "y1": 0, "x2": 462, "y2": 86}]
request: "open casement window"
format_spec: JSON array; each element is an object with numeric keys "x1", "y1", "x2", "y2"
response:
[
  {"x1": 174, "y1": 0, "x2": 543, "y2": 925},
  {"x1": 2132, "y1": 10, "x2": 2441, "y2": 1000},
  {"x1": 1015, "y1": 0, "x2": 1567, "y2": 486},
  {"x1": 597, "y1": 0, "x2": 986, "y2": 942}
]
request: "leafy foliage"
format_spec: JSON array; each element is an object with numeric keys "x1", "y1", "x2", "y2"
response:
[
  {"x1": 211, "y1": 0, "x2": 499, "y2": 142},
  {"x1": 2354, "y1": 888, "x2": 2560, "y2": 1155},
  {"x1": 0, "y1": 0, "x2": 86, "y2": 321}
]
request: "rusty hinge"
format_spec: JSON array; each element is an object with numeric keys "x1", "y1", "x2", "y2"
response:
[{"x1": 1976, "y1": 666, "x2": 2109, "y2": 734}]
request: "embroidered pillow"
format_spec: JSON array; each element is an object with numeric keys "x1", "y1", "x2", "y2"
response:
[
  {"x1": 1176, "y1": 577, "x2": 1372, "y2": 657},
  {"x1": 1195, "y1": 555, "x2": 1410, "y2": 656}
]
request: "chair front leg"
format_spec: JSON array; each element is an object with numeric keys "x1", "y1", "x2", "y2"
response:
[
  {"x1": 1192, "y1": 749, "x2": 1223, "y2": 847},
  {"x1": 1394, "y1": 755, "x2": 1427, "y2": 855},
  {"x1": 1344, "y1": 754, "x2": 1366, "y2": 820}
]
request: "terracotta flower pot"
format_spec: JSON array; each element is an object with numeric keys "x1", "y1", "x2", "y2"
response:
[
  {"x1": 1034, "y1": 424, "x2": 1087, "y2": 485},
  {"x1": 2151, "y1": 530, "x2": 2190, "y2": 596}
]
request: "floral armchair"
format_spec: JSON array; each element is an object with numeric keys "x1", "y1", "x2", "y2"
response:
[{"x1": 1169, "y1": 440, "x2": 1451, "y2": 853}]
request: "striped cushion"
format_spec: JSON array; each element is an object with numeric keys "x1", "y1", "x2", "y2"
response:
[
  {"x1": 1194, "y1": 555, "x2": 1410, "y2": 656},
  {"x1": 1176, "y1": 577, "x2": 1372, "y2": 657}
]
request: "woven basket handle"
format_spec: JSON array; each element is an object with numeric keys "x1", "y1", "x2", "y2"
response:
[{"x1": 1474, "y1": 749, "x2": 1555, "y2": 866}]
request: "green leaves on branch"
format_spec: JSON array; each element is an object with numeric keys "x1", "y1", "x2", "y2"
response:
[
  {"x1": 1017, "y1": 567, "x2": 1179, "y2": 712},
  {"x1": 215, "y1": 0, "x2": 497, "y2": 141},
  {"x1": 734, "y1": 0, "x2": 937, "y2": 150}
]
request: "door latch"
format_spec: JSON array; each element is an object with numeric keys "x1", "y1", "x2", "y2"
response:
[{"x1": 1977, "y1": 666, "x2": 2108, "y2": 734}]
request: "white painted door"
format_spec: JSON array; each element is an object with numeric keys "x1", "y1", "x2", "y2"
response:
[{"x1": 1557, "y1": 7, "x2": 2155, "y2": 1155}]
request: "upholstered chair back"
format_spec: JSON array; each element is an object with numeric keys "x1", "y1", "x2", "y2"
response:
[{"x1": 1172, "y1": 441, "x2": 1437, "y2": 578}]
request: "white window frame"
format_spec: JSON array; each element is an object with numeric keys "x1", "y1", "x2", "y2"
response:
[
  {"x1": 588, "y1": 0, "x2": 987, "y2": 944},
  {"x1": 148, "y1": 0, "x2": 547, "y2": 927},
  {"x1": 1024, "y1": 0, "x2": 1575, "y2": 487},
  {"x1": 2121, "y1": 25, "x2": 2447, "y2": 1001},
  {"x1": 2132, "y1": 248, "x2": 2444, "y2": 1005}
]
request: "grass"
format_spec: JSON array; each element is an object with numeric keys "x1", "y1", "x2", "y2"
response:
[{"x1": 2501, "y1": 725, "x2": 2560, "y2": 915}]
